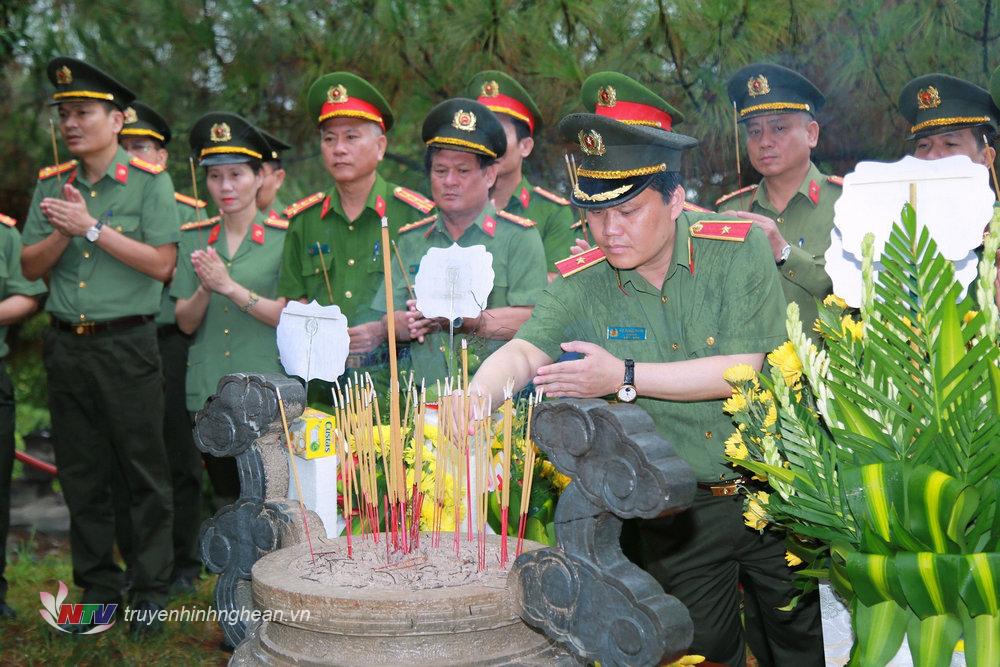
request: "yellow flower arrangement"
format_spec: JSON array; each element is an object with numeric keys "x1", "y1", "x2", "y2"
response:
[
  {"x1": 840, "y1": 314, "x2": 864, "y2": 341},
  {"x1": 766, "y1": 341, "x2": 803, "y2": 388}
]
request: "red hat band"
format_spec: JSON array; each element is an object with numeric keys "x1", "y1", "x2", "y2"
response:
[
  {"x1": 596, "y1": 100, "x2": 673, "y2": 131},
  {"x1": 318, "y1": 97, "x2": 385, "y2": 131},
  {"x1": 478, "y1": 93, "x2": 535, "y2": 134}
]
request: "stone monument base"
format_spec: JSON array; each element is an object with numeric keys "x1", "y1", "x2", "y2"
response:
[{"x1": 232, "y1": 534, "x2": 576, "y2": 666}]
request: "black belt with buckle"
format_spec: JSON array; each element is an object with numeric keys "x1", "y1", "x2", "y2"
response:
[
  {"x1": 52, "y1": 315, "x2": 154, "y2": 336},
  {"x1": 696, "y1": 475, "x2": 753, "y2": 497}
]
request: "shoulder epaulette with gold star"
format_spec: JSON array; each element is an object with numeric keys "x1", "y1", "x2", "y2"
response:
[
  {"x1": 175, "y1": 192, "x2": 207, "y2": 209},
  {"x1": 393, "y1": 186, "x2": 435, "y2": 214},
  {"x1": 129, "y1": 156, "x2": 164, "y2": 175},
  {"x1": 689, "y1": 220, "x2": 752, "y2": 242},
  {"x1": 38, "y1": 160, "x2": 77, "y2": 181},
  {"x1": 0, "y1": 213, "x2": 16, "y2": 228},
  {"x1": 714, "y1": 184, "x2": 758, "y2": 207},
  {"x1": 554, "y1": 247, "x2": 606, "y2": 277},
  {"x1": 263, "y1": 215, "x2": 289, "y2": 230},
  {"x1": 683, "y1": 201, "x2": 713, "y2": 213},
  {"x1": 180, "y1": 216, "x2": 219, "y2": 231},
  {"x1": 399, "y1": 215, "x2": 436, "y2": 234},
  {"x1": 283, "y1": 192, "x2": 325, "y2": 219},
  {"x1": 827, "y1": 175, "x2": 844, "y2": 187},
  {"x1": 532, "y1": 186, "x2": 569, "y2": 206},
  {"x1": 497, "y1": 209, "x2": 536, "y2": 228}
]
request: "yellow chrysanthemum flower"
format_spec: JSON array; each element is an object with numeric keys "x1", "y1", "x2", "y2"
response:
[
  {"x1": 723, "y1": 363, "x2": 758, "y2": 385},
  {"x1": 552, "y1": 472, "x2": 572, "y2": 491},
  {"x1": 840, "y1": 315, "x2": 864, "y2": 341},
  {"x1": 724, "y1": 432, "x2": 749, "y2": 460},
  {"x1": 823, "y1": 294, "x2": 848, "y2": 309},
  {"x1": 664, "y1": 656, "x2": 705, "y2": 666},
  {"x1": 963, "y1": 310, "x2": 979, "y2": 325},
  {"x1": 722, "y1": 390, "x2": 749, "y2": 415},
  {"x1": 743, "y1": 491, "x2": 769, "y2": 531},
  {"x1": 767, "y1": 341, "x2": 802, "y2": 388},
  {"x1": 785, "y1": 551, "x2": 803, "y2": 567}
]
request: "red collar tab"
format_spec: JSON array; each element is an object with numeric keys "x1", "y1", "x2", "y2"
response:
[
  {"x1": 375, "y1": 194, "x2": 386, "y2": 219},
  {"x1": 519, "y1": 187, "x2": 530, "y2": 209},
  {"x1": 483, "y1": 216, "x2": 497, "y2": 238},
  {"x1": 321, "y1": 195, "x2": 332, "y2": 219},
  {"x1": 207, "y1": 224, "x2": 221, "y2": 245},
  {"x1": 596, "y1": 100, "x2": 673, "y2": 131},
  {"x1": 114, "y1": 163, "x2": 129, "y2": 185},
  {"x1": 251, "y1": 223, "x2": 265, "y2": 245},
  {"x1": 554, "y1": 246, "x2": 606, "y2": 277},
  {"x1": 478, "y1": 93, "x2": 535, "y2": 134},
  {"x1": 808, "y1": 179, "x2": 820, "y2": 205},
  {"x1": 318, "y1": 97, "x2": 385, "y2": 131}
]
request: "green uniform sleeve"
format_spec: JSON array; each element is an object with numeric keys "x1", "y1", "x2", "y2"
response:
[
  {"x1": 170, "y1": 235, "x2": 199, "y2": 300},
  {"x1": 514, "y1": 279, "x2": 574, "y2": 362},
  {"x1": 503, "y1": 228, "x2": 547, "y2": 306},
  {"x1": 717, "y1": 227, "x2": 788, "y2": 355},
  {"x1": 278, "y1": 217, "x2": 307, "y2": 300},
  {"x1": 140, "y1": 173, "x2": 181, "y2": 246},
  {"x1": 540, "y1": 205, "x2": 576, "y2": 267},
  {"x1": 780, "y1": 244, "x2": 832, "y2": 303},
  {"x1": 3, "y1": 228, "x2": 46, "y2": 298},
  {"x1": 20, "y1": 183, "x2": 52, "y2": 247}
]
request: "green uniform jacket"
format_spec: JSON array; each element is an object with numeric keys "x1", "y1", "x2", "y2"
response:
[
  {"x1": 0, "y1": 221, "x2": 46, "y2": 358},
  {"x1": 717, "y1": 162, "x2": 840, "y2": 331},
  {"x1": 516, "y1": 211, "x2": 787, "y2": 482},
  {"x1": 262, "y1": 196, "x2": 287, "y2": 222},
  {"x1": 171, "y1": 211, "x2": 286, "y2": 412},
  {"x1": 376, "y1": 202, "x2": 548, "y2": 388},
  {"x1": 22, "y1": 149, "x2": 180, "y2": 322},
  {"x1": 278, "y1": 173, "x2": 433, "y2": 325},
  {"x1": 155, "y1": 193, "x2": 207, "y2": 326},
  {"x1": 501, "y1": 177, "x2": 575, "y2": 269}
]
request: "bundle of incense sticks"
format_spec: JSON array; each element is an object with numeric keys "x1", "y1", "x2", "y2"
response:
[
  {"x1": 323, "y1": 371, "x2": 545, "y2": 569},
  {"x1": 276, "y1": 386, "x2": 316, "y2": 563},
  {"x1": 516, "y1": 390, "x2": 542, "y2": 557}
]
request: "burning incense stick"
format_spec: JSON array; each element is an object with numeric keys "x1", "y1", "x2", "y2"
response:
[{"x1": 276, "y1": 386, "x2": 315, "y2": 563}]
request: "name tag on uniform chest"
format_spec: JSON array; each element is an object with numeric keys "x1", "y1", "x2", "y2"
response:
[{"x1": 607, "y1": 326, "x2": 646, "y2": 341}]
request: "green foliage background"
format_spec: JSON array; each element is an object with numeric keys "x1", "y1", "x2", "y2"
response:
[{"x1": 3, "y1": 0, "x2": 1000, "y2": 432}]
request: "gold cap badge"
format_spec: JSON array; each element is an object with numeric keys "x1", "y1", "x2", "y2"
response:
[
  {"x1": 481, "y1": 80, "x2": 499, "y2": 97},
  {"x1": 747, "y1": 75, "x2": 770, "y2": 97},
  {"x1": 452, "y1": 109, "x2": 477, "y2": 132},
  {"x1": 578, "y1": 129, "x2": 606, "y2": 156},
  {"x1": 597, "y1": 85, "x2": 617, "y2": 107},
  {"x1": 326, "y1": 84, "x2": 348, "y2": 104},
  {"x1": 123, "y1": 107, "x2": 137, "y2": 124},
  {"x1": 55, "y1": 66, "x2": 72, "y2": 85},
  {"x1": 917, "y1": 86, "x2": 941, "y2": 110},
  {"x1": 210, "y1": 123, "x2": 231, "y2": 143}
]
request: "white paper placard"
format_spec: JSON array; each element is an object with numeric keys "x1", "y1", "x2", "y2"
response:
[
  {"x1": 413, "y1": 243, "x2": 495, "y2": 319},
  {"x1": 277, "y1": 300, "x2": 350, "y2": 382}
]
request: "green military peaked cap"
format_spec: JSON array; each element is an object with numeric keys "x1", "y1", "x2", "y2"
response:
[
  {"x1": 901, "y1": 73, "x2": 999, "y2": 140},
  {"x1": 121, "y1": 101, "x2": 171, "y2": 145},
  {"x1": 47, "y1": 56, "x2": 135, "y2": 110},
  {"x1": 422, "y1": 98, "x2": 507, "y2": 159},
  {"x1": 257, "y1": 128, "x2": 292, "y2": 161},
  {"x1": 466, "y1": 70, "x2": 543, "y2": 134},
  {"x1": 306, "y1": 72, "x2": 394, "y2": 131},
  {"x1": 559, "y1": 112, "x2": 697, "y2": 209},
  {"x1": 582, "y1": 71, "x2": 685, "y2": 130},
  {"x1": 726, "y1": 63, "x2": 824, "y2": 122},
  {"x1": 189, "y1": 112, "x2": 271, "y2": 166}
]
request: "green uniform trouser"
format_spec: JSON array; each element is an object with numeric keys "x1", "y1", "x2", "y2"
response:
[
  {"x1": 0, "y1": 360, "x2": 13, "y2": 602},
  {"x1": 44, "y1": 322, "x2": 173, "y2": 606},
  {"x1": 117, "y1": 326, "x2": 202, "y2": 581},
  {"x1": 637, "y1": 489, "x2": 824, "y2": 667}
]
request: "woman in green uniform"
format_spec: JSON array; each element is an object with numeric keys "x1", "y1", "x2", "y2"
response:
[{"x1": 172, "y1": 112, "x2": 289, "y2": 501}]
